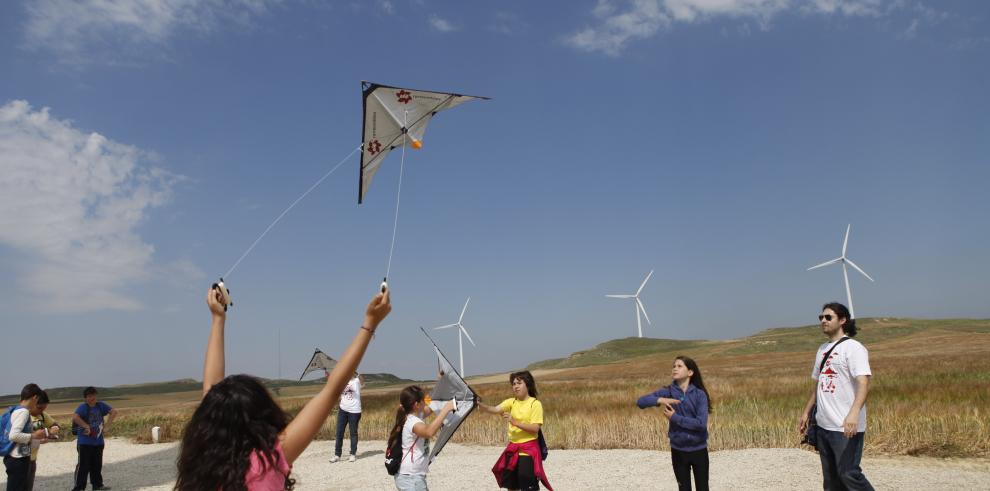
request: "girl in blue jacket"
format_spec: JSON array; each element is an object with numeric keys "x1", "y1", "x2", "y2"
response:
[{"x1": 637, "y1": 356, "x2": 712, "y2": 491}]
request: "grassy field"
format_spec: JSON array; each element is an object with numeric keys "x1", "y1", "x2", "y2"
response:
[{"x1": 29, "y1": 318, "x2": 990, "y2": 458}]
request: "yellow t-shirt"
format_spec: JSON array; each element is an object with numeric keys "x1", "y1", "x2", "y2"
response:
[
  {"x1": 30, "y1": 412, "x2": 58, "y2": 461},
  {"x1": 498, "y1": 397, "x2": 543, "y2": 449}
]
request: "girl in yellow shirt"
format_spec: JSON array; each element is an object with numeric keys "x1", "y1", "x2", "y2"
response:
[{"x1": 478, "y1": 371, "x2": 551, "y2": 491}]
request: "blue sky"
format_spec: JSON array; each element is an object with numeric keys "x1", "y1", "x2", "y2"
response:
[{"x1": 1, "y1": 0, "x2": 988, "y2": 394}]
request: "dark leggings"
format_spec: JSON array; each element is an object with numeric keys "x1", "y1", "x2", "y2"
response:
[
  {"x1": 502, "y1": 454, "x2": 538, "y2": 491},
  {"x1": 671, "y1": 447, "x2": 709, "y2": 491}
]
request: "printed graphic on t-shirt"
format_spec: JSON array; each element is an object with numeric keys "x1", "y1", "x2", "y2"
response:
[
  {"x1": 341, "y1": 385, "x2": 356, "y2": 402},
  {"x1": 819, "y1": 352, "x2": 839, "y2": 394},
  {"x1": 88, "y1": 410, "x2": 104, "y2": 436}
]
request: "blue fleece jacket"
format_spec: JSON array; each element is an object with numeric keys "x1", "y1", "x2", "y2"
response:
[{"x1": 636, "y1": 382, "x2": 709, "y2": 452}]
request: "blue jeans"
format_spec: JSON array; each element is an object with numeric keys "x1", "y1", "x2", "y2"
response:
[
  {"x1": 334, "y1": 409, "x2": 361, "y2": 457},
  {"x1": 816, "y1": 428, "x2": 874, "y2": 491},
  {"x1": 394, "y1": 473, "x2": 428, "y2": 491}
]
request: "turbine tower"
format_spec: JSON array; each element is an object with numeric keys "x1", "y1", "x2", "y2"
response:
[
  {"x1": 606, "y1": 270, "x2": 653, "y2": 338},
  {"x1": 808, "y1": 224, "x2": 875, "y2": 318},
  {"x1": 432, "y1": 297, "x2": 476, "y2": 376}
]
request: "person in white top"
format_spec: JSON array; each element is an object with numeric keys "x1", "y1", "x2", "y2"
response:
[
  {"x1": 330, "y1": 372, "x2": 364, "y2": 463},
  {"x1": 386, "y1": 385, "x2": 454, "y2": 491},
  {"x1": 798, "y1": 302, "x2": 874, "y2": 491},
  {"x1": 3, "y1": 383, "x2": 48, "y2": 491}
]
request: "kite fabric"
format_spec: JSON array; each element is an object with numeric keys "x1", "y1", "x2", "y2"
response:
[
  {"x1": 298, "y1": 348, "x2": 337, "y2": 380},
  {"x1": 358, "y1": 81, "x2": 489, "y2": 203},
  {"x1": 421, "y1": 330, "x2": 478, "y2": 465}
]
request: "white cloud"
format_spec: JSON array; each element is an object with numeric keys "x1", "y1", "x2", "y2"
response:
[
  {"x1": 428, "y1": 14, "x2": 457, "y2": 32},
  {"x1": 23, "y1": 0, "x2": 280, "y2": 65},
  {"x1": 568, "y1": 0, "x2": 670, "y2": 56},
  {"x1": 565, "y1": 0, "x2": 924, "y2": 55},
  {"x1": 491, "y1": 11, "x2": 527, "y2": 35},
  {"x1": 0, "y1": 100, "x2": 189, "y2": 312},
  {"x1": 379, "y1": 0, "x2": 395, "y2": 15}
]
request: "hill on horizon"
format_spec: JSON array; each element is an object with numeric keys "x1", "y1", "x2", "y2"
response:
[
  {"x1": 527, "y1": 317, "x2": 990, "y2": 370},
  {"x1": 0, "y1": 373, "x2": 413, "y2": 406}
]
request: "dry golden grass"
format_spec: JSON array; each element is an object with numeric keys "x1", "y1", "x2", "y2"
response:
[{"x1": 75, "y1": 321, "x2": 990, "y2": 458}]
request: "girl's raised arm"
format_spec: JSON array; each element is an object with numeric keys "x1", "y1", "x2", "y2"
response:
[
  {"x1": 203, "y1": 288, "x2": 228, "y2": 397},
  {"x1": 282, "y1": 290, "x2": 392, "y2": 464}
]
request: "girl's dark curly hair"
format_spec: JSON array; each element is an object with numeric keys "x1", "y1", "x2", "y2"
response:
[{"x1": 175, "y1": 374, "x2": 295, "y2": 490}]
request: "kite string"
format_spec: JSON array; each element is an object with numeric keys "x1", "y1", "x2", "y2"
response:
[
  {"x1": 223, "y1": 144, "x2": 362, "y2": 279},
  {"x1": 384, "y1": 111, "x2": 408, "y2": 281}
]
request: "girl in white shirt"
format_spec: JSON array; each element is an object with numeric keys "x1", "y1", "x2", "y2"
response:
[{"x1": 387, "y1": 386, "x2": 454, "y2": 491}]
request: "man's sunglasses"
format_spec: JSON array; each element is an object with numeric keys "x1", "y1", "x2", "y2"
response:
[{"x1": 818, "y1": 314, "x2": 834, "y2": 321}]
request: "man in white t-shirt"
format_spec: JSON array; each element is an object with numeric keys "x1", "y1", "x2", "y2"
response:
[
  {"x1": 330, "y1": 372, "x2": 364, "y2": 463},
  {"x1": 798, "y1": 302, "x2": 874, "y2": 491}
]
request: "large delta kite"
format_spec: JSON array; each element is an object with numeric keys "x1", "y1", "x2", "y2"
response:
[{"x1": 359, "y1": 81, "x2": 489, "y2": 203}]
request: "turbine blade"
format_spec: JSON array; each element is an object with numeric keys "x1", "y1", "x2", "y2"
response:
[
  {"x1": 606, "y1": 294, "x2": 634, "y2": 298},
  {"x1": 636, "y1": 298, "x2": 651, "y2": 325},
  {"x1": 637, "y1": 270, "x2": 654, "y2": 295},
  {"x1": 433, "y1": 323, "x2": 458, "y2": 330},
  {"x1": 842, "y1": 224, "x2": 850, "y2": 256},
  {"x1": 845, "y1": 258, "x2": 874, "y2": 282},
  {"x1": 459, "y1": 297, "x2": 471, "y2": 323},
  {"x1": 807, "y1": 257, "x2": 842, "y2": 271},
  {"x1": 460, "y1": 324, "x2": 477, "y2": 346}
]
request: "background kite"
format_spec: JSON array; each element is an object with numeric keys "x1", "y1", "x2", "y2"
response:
[{"x1": 298, "y1": 348, "x2": 337, "y2": 380}]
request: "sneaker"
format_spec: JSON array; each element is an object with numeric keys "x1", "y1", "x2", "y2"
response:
[
  {"x1": 348, "y1": 454, "x2": 356, "y2": 462},
  {"x1": 93, "y1": 487, "x2": 112, "y2": 490},
  {"x1": 329, "y1": 455, "x2": 340, "y2": 463}
]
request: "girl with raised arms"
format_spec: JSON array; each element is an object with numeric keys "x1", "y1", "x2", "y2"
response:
[
  {"x1": 175, "y1": 287, "x2": 391, "y2": 490},
  {"x1": 637, "y1": 356, "x2": 712, "y2": 491}
]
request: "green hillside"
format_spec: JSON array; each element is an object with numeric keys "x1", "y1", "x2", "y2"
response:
[{"x1": 529, "y1": 317, "x2": 990, "y2": 369}]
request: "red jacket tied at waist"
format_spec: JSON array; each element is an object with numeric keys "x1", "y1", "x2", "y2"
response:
[{"x1": 491, "y1": 439, "x2": 553, "y2": 491}]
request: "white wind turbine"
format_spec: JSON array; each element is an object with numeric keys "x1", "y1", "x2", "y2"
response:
[
  {"x1": 606, "y1": 270, "x2": 653, "y2": 338},
  {"x1": 807, "y1": 224, "x2": 875, "y2": 319},
  {"x1": 432, "y1": 297, "x2": 476, "y2": 376}
]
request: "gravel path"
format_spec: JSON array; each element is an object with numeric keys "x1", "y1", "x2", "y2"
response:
[{"x1": 17, "y1": 439, "x2": 990, "y2": 490}]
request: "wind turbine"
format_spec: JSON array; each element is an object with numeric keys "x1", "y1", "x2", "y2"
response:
[
  {"x1": 807, "y1": 224, "x2": 875, "y2": 319},
  {"x1": 432, "y1": 297, "x2": 476, "y2": 376},
  {"x1": 606, "y1": 270, "x2": 653, "y2": 338}
]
